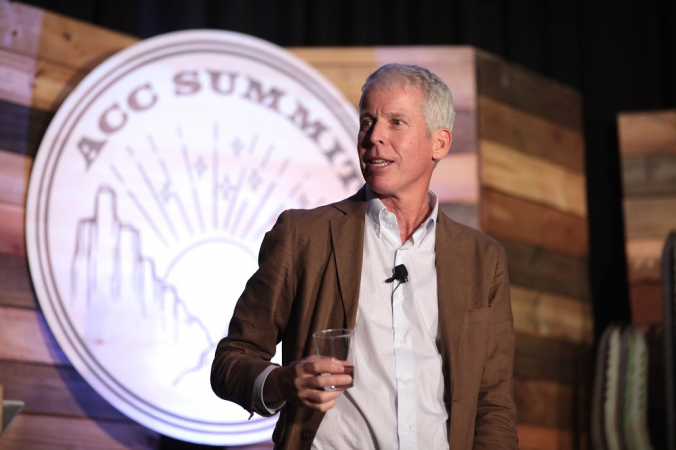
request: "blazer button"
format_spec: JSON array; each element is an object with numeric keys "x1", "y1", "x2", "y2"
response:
[{"x1": 301, "y1": 430, "x2": 315, "y2": 441}]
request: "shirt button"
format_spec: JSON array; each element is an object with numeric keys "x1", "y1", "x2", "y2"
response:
[
  {"x1": 397, "y1": 294, "x2": 404, "y2": 301},
  {"x1": 403, "y1": 425, "x2": 410, "y2": 432},
  {"x1": 402, "y1": 380, "x2": 409, "y2": 386},
  {"x1": 399, "y1": 339, "x2": 406, "y2": 345}
]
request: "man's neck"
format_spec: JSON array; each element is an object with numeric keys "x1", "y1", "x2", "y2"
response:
[{"x1": 378, "y1": 191, "x2": 433, "y2": 244}]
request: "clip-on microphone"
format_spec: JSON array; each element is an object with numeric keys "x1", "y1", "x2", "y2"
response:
[{"x1": 385, "y1": 264, "x2": 408, "y2": 284}]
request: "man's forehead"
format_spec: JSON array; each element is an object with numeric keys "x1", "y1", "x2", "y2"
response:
[
  {"x1": 368, "y1": 78, "x2": 421, "y2": 94},
  {"x1": 360, "y1": 84, "x2": 423, "y2": 113}
]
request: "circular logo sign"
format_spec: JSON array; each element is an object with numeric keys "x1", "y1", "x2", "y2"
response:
[{"x1": 25, "y1": 30, "x2": 360, "y2": 445}]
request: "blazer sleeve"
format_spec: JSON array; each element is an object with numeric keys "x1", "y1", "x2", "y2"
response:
[
  {"x1": 473, "y1": 243, "x2": 519, "y2": 449},
  {"x1": 210, "y1": 210, "x2": 295, "y2": 417}
]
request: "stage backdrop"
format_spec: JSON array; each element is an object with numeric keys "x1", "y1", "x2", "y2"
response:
[
  {"x1": 618, "y1": 110, "x2": 676, "y2": 326},
  {"x1": 0, "y1": 1, "x2": 593, "y2": 449}
]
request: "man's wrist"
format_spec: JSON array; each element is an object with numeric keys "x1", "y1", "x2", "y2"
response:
[{"x1": 254, "y1": 365, "x2": 285, "y2": 414}]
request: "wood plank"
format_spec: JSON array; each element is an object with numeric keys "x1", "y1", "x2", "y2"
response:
[
  {"x1": 0, "y1": 48, "x2": 35, "y2": 107},
  {"x1": 516, "y1": 423, "x2": 574, "y2": 450},
  {"x1": 0, "y1": 100, "x2": 53, "y2": 157},
  {"x1": 626, "y1": 238, "x2": 663, "y2": 282},
  {"x1": 414, "y1": 111, "x2": 475, "y2": 156},
  {"x1": 621, "y1": 154, "x2": 676, "y2": 197},
  {"x1": 0, "y1": 149, "x2": 32, "y2": 206},
  {"x1": 430, "y1": 152, "x2": 478, "y2": 204},
  {"x1": 288, "y1": 47, "x2": 379, "y2": 109},
  {"x1": 37, "y1": 10, "x2": 138, "y2": 72},
  {"x1": 0, "y1": 413, "x2": 158, "y2": 450},
  {"x1": 440, "y1": 203, "x2": 478, "y2": 230},
  {"x1": 618, "y1": 111, "x2": 676, "y2": 157},
  {"x1": 479, "y1": 96, "x2": 584, "y2": 173},
  {"x1": 0, "y1": 1, "x2": 43, "y2": 56},
  {"x1": 514, "y1": 333, "x2": 583, "y2": 385},
  {"x1": 514, "y1": 378, "x2": 573, "y2": 428},
  {"x1": 373, "y1": 46, "x2": 477, "y2": 112},
  {"x1": 0, "y1": 202, "x2": 25, "y2": 256},
  {"x1": 623, "y1": 196, "x2": 676, "y2": 239},
  {"x1": 289, "y1": 46, "x2": 478, "y2": 112},
  {"x1": 481, "y1": 188, "x2": 588, "y2": 258},
  {"x1": 629, "y1": 281, "x2": 662, "y2": 325},
  {"x1": 499, "y1": 240, "x2": 590, "y2": 300},
  {"x1": 511, "y1": 285, "x2": 593, "y2": 345},
  {"x1": 0, "y1": 48, "x2": 96, "y2": 112},
  {"x1": 444, "y1": 110, "x2": 477, "y2": 155},
  {"x1": 31, "y1": 55, "x2": 85, "y2": 111},
  {"x1": 481, "y1": 139, "x2": 587, "y2": 218},
  {"x1": 476, "y1": 50, "x2": 582, "y2": 132},
  {"x1": 0, "y1": 306, "x2": 69, "y2": 366},
  {"x1": 0, "y1": 360, "x2": 125, "y2": 420},
  {"x1": 0, "y1": 253, "x2": 35, "y2": 309}
]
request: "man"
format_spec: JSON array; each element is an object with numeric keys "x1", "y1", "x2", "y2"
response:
[{"x1": 211, "y1": 63, "x2": 518, "y2": 449}]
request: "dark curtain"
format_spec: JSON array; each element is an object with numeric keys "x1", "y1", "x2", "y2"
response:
[{"x1": 19, "y1": 0, "x2": 676, "y2": 445}]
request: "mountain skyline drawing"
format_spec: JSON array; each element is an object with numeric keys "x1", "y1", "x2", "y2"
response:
[{"x1": 69, "y1": 185, "x2": 216, "y2": 394}]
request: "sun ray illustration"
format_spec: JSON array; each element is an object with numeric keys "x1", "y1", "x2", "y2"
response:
[
  {"x1": 277, "y1": 158, "x2": 290, "y2": 177},
  {"x1": 110, "y1": 163, "x2": 169, "y2": 247},
  {"x1": 178, "y1": 127, "x2": 206, "y2": 234},
  {"x1": 222, "y1": 168, "x2": 246, "y2": 230},
  {"x1": 136, "y1": 160, "x2": 179, "y2": 241},
  {"x1": 212, "y1": 122, "x2": 219, "y2": 231},
  {"x1": 110, "y1": 165, "x2": 125, "y2": 184},
  {"x1": 260, "y1": 144, "x2": 274, "y2": 169},
  {"x1": 127, "y1": 191, "x2": 168, "y2": 246},
  {"x1": 231, "y1": 199, "x2": 248, "y2": 236},
  {"x1": 247, "y1": 133, "x2": 259, "y2": 155},
  {"x1": 158, "y1": 157, "x2": 195, "y2": 236},
  {"x1": 147, "y1": 134, "x2": 159, "y2": 154},
  {"x1": 240, "y1": 182, "x2": 275, "y2": 240}
]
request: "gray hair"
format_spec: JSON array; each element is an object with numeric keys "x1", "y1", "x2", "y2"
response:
[{"x1": 359, "y1": 63, "x2": 456, "y2": 136}]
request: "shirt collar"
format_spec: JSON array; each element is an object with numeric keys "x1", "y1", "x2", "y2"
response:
[{"x1": 364, "y1": 185, "x2": 439, "y2": 243}]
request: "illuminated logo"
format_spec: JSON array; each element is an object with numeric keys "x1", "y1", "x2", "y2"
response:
[{"x1": 25, "y1": 30, "x2": 359, "y2": 445}]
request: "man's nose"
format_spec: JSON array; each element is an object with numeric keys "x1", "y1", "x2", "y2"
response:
[{"x1": 369, "y1": 121, "x2": 385, "y2": 144}]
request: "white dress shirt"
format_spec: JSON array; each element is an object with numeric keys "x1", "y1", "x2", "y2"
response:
[{"x1": 312, "y1": 186, "x2": 448, "y2": 449}]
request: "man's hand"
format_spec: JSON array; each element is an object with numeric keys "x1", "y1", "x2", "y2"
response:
[{"x1": 264, "y1": 355, "x2": 352, "y2": 412}]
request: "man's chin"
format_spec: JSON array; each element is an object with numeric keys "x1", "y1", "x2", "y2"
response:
[{"x1": 366, "y1": 182, "x2": 397, "y2": 198}]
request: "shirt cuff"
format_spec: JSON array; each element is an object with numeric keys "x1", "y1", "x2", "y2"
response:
[{"x1": 254, "y1": 365, "x2": 286, "y2": 415}]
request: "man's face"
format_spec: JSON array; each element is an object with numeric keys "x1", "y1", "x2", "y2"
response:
[{"x1": 358, "y1": 84, "x2": 442, "y2": 202}]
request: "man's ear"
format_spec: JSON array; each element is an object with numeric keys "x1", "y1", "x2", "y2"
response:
[{"x1": 432, "y1": 128, "x2": 452, "y2": 161}]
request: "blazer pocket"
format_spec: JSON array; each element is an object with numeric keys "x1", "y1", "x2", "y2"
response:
[{"x1": 463, "y1": 306, "x2": 494, "y2": 323}]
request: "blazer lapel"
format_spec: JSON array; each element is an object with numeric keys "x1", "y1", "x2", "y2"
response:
[
  {"x1": 436, "y1": 212, "x2": 466, "y2": 403},
  {"x1": 330, "y1": 189, "x2": 366, "y2": 329}
]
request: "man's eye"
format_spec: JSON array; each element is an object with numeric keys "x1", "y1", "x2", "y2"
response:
[
  {"x1": 393, "y1": 119, "x2": 404, "y2": 126},
  {"x1": 360, "y1": 120, "x2": 372, "y2": 129}
]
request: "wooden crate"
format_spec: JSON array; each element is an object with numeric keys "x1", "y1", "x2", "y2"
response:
[
  {"x1": 618, "y1": 111, "x2": 676, "y2": 325},
  {"x1": 0, "y1": 1, "x2": 591, "y2": 448}
]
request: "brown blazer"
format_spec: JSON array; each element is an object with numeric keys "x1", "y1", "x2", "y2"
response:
[{"x1": 211, "y1": 188, "x2": 518, "y2": 449}]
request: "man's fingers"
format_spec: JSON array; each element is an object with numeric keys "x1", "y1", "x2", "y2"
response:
[
  {"x1": 305, "y1": 356, "x2": 347, "y2": 375},
  {"x1": 299, "y1": 386, "x2": 343, "y2": 409},
  {"x1": 278, "y1": 355, "x2": 353, "y2": 412},
  {"x1": 312, "y1": 374, "x2": 353, "y2": 391}
]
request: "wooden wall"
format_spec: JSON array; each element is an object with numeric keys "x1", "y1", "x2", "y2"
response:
[
  {"x1": 0, "y1": 1, "x2": 593, "y2": 448},
  {"x1": 618, "y1": 110, "x2": 676, "y2": 326},
  {"x1": 476, "y1": 51, "x2": 591, "y2": 449}
]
